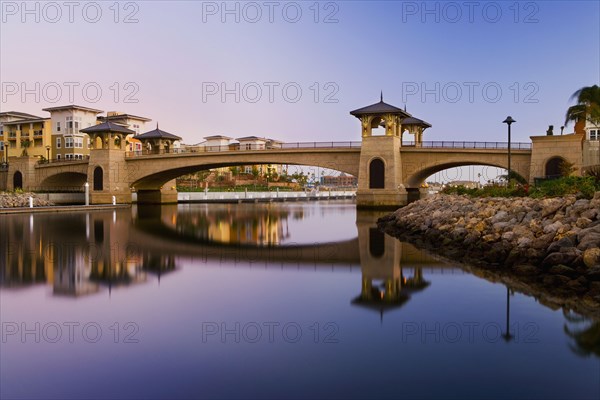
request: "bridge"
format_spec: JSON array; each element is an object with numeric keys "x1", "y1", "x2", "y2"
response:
[{"x1": 1, "y1": 96, "x2": 585, "y2": 207}]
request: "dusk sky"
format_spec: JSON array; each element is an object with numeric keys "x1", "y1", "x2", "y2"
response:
[{"x1": 1, "y1": 1, "x2": 599, "y2": 145}]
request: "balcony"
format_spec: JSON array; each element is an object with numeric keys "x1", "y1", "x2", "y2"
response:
[{"x1": 33, "y1": 130, "x2": 44, "y2": 137}]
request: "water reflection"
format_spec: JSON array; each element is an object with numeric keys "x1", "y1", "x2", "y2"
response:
[
  {"x1": 564, "y1": 310, "x2": 600, "y2": 357},
  {"x1": 0, "y1": 202, "x2": 598, "y2": 361},
  {"x1": 352, "y1": 211, "x2": 431, "y2": 319}
]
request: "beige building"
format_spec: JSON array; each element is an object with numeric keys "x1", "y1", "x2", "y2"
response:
[{"x1": 42, "y1": 105, "x2": 103, "y2": 161}]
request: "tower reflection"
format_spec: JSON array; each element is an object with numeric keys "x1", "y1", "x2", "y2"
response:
[{"x1": 352, "y1": 210, "x2": 431, "y2": 318}]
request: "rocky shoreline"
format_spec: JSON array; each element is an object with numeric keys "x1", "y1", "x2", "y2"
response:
[
  {"x1": 0, "y1": 192, "x2": 54, "y2": 208},
  {"x1": 378, "y1": 193, "x2": 600, "y2": 316}
]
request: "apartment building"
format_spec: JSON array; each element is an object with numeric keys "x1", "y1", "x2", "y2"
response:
[
  {"x1": 42, "y1": 105, "x2": 103, "y2": 161},
  {"x1": 0, "y1": 112, "x2": 52, "y2": 161}
]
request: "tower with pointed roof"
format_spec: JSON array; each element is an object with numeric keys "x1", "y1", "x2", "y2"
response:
[{"x1": 350, "y1": 93, "x2": 408, "y2": 208}]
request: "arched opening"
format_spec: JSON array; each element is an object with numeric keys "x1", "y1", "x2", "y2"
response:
[
  {"x1": 93, "y1": 167, "x2": 103, "y2": 191},
  {"x1": 545, "y1": 157, "x2": 565, "y2": 178},
  {"x1": 369, "y1": 228, "x2": 384, "y2": 258},
  {"x1": 369, "y1": 158, "x2": 385, "y2": 189},
  {"x1": 13, "y1": 171, "x2": 23, "y2": 189}
]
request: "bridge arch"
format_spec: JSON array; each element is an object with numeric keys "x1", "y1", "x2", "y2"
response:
[
  {"x1": 404, "y1": 160, "x2": 528, "y2": 188},
  {"x1": 127, "y1": 151, "x2": 361, "y2": 190},
  {"x1": 39, "y1": 172, "x2": 87, "y2": 191}
]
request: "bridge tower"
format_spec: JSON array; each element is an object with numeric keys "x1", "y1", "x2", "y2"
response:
[
  {"x1": 350, "y1": 94, "x2": 411, "y2": 208},
  {"x1": 80, "y1": 121, "x2": 135, "y2": 204}
]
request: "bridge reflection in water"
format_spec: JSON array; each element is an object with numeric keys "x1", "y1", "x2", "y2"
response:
[
  {"x1": 0, "y1": 204, "x2": 439, "y2": 308},
  {"x1": 1, "y1": 203, "x2": 598, "y2": 358}
]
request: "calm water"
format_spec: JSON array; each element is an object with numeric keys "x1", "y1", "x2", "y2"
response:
[{"x1": 1, "y1": 201, "x2": 599, "y2": 400}]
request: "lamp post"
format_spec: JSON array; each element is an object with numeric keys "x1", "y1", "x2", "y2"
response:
[
  {"x1": 45, "y1": 145, "x2": 50, "y2": 162},
  {"x1": 4, "y1": 142, "x2": 8, "y2": 164},
  {"x1": 502, "y1": 116, "x2": 516, "y2": 184}
]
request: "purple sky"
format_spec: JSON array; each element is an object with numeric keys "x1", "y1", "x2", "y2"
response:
[{"x1": 1, "y1": 1, "x2": 599, "y2": 147}]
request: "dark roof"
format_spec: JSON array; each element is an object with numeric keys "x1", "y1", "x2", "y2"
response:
[
  {"x1": 80, "y1": 121, "x2": 135, "y2": 134},
  {"x1": 350, "y1": 95, "x2": 411, "y2": 118},
  {"x1": 237, "y1": 136, "x2": 267, "y2": 141},
  {"x1": 401, "y1": 116, "x2": 432, "y2": 128},
  {"x1": 42, "y1": 105, "x2": 103, "y2": 114},
  {"x1": 0, "y1": 111, "x2": 45, "y2": 120},
  {"x1": 204, "y1": 135, "x2": 232, "y2": 140},
  {"x1": 100, "y1": 113, "x2": 152, "y2": 122},
  {"x1": 137, "y1": 127, "x2": 182, "y2": 141},
  {"x1": 3, "y1": 117, "x2": 50, "y2": 125}
]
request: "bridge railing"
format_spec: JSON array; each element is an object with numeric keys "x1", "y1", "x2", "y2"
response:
[
  {"x1": 37, "y1": 156, "x2": 90, "y2": 165},
  {"x1": 125, "y1": 141, "x2": 363, "y2": 157},
  {"x1": 402, "y1": 141, "x2": 532, "y2": 150}
]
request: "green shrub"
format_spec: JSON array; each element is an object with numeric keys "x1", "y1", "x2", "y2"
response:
[
  {"x1": 442, "y1": 177, "x2": 600, "y2": 199},
  {"x1": 529, "y1": 176, "x2": 600, "y2": 199}
]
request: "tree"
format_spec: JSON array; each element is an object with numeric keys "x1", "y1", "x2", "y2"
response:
[
  {"x1": 565, "y1": 85, "x2": 600, "y2": 127},
  {"x1": 20, "y1": 139, "x2": 31, "y2": 156},
  {"x1": 559, "y1": 160, "x2": 577, "y2": 177}
]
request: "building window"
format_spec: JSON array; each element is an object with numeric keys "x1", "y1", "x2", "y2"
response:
[
  {"x1": 65, "y1": 137, "x2": 74, "y2": 148},
  {"x1": 590, "y1": 130, "x2": 598, "y2": 141},
  {"x1": 57, "y1": 122, "x2": 61, "y2": 132},
  {"x1": 74, "y1": 137, "x2": 83, "y2": 148},
  {"x1": 56, "y1": 138, "x2": 61, "y2": 148},
  {"x1": 56, "y1": 154, "x2": 61, "y2": 160},
  {"x1": 0, "y1": 142, "x2": 3, "y2": 151}
]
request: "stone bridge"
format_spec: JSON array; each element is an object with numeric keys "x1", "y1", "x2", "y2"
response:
[{"x1": 1, "y1": 96, "x2": 587, "y2": 208}]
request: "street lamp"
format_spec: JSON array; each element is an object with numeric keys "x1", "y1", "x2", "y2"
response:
[
  {"x1": 502, "y1": 116, "x2": 516, "y2": 184},
  {"x1": 45, "y1": 145, "x2": 50, "y2": 162}
]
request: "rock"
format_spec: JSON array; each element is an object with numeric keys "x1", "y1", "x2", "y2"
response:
[
  {"x1": 512, "y1": 264, "x2": 540, "y2": 276},
  {"x1": 542, "y1": 252, "x2": 579, "y2": 268},
  {"x1": 581, "y1": 208, "x2": 598, "y2": 220},
  {"x1": 491, "y1": 211, "x2": 509, "y2": 224},
  {"x1": 583, "y1": 248, "x2": 600, "y2": 268},
  {"x1": 576, "y1": 217, "x2": 593, "y2": 228},
  {"x1": 584, "y1": 266, "x2": 600, "y2": 281},
  {"x1": 543, "y1": 221, "x2": 563, "y2": 234},
  {"x1": 547, "y1": 236, "x2": 575, "y2": 254},
  {"x1": 541, "y1": 198, "x2": 564, "y2": 217},
  {"x1": 549, "y1": 264, "x2": 577, "y2": 277}
]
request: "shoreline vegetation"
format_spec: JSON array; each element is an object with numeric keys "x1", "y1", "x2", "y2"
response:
[{"x1": 378, "y1": 187, "x2": 600, "y2": 317}]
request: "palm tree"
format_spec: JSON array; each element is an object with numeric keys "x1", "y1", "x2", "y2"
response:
[{"x1": 565, "y1": 85, "x2": 600, "y2": 127}]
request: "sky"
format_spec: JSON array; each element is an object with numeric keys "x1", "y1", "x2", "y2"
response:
[{"x1": 1, "y1": 0, "x2": 599, "y2": 149}]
